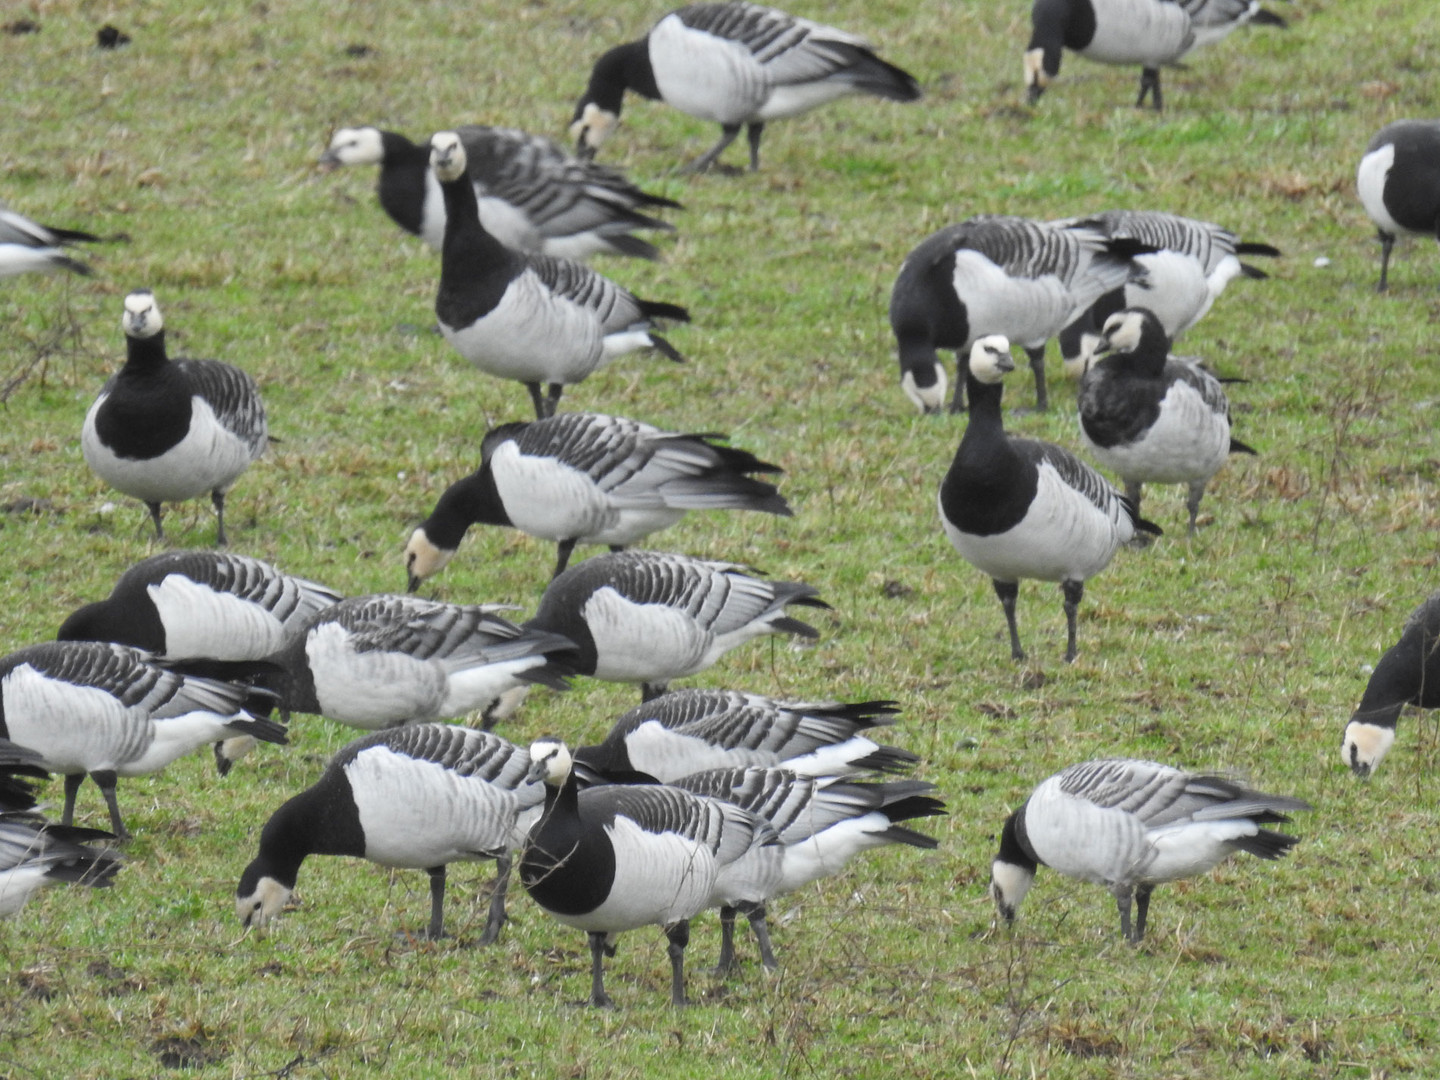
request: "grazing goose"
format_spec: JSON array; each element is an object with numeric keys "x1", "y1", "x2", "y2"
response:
[
  {"x1": 520, "y1": 737, "x2": 776, "y2": 1006},
  {"x1": 1357, "y1": 120, "x2": 1440, "y2": 292},
  {"x1": 237, "y1": 724, "x2": 542, "y2": 943},
  {"x1": 0, "y1": 641, "x2": 286, "y2": 837},
  {"x1": 673, "y1": 767, "x2": 945, "y2": 971},
  {"x1": 940, "y1": 337, "x2": 1159, "y2": 663},
  {"x1": 0, "y1": 203, "x2": 98, "y2": 278},
  {"x1": 890, "y1": 215, "x2": 1149, "y2": 413},
  {"x1": 0, "y1": 811, "x2": 122, "y2": 917},
  {"x1": 571, "y1": 2, "x2": 921, "y2": 173},
  {"x1": 430, "y1": 131, "x2": 690, "y2": 420},
  {"x1": 991, "y1": 758, "x2": 1309, "y2": 942},
  {"x1": 319, "y1": 125, "x2": 680, "y2": 261},
  {"x1": 270, "y1": 594, "x2": 574, "y2": 731},
  {"x1": 81, "y1": 290, "x2": 268, "y2": 545},
  {"x1": 1077, "y1": 308, "x2": 1256, "y2": 536},
  {"x1": 1025, "y1": 0, "x2": 1286, "y2": 111},
  {"x1": 525, "y1": 551, "x2": 828, "y2": 701},
  {"x1": 575, "y1": 691, "x2": 915, "y2": 782},
  {"x1": 1342, "y1": 590, "x2": 1440, "y2": 778},
  {"x1": 404, "y1": 412, "x2": 791, "y2": 587}
]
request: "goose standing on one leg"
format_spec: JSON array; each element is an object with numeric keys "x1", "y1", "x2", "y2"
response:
[
  {"x1": 430, "y1": 131, "x2": 689, "y2": 420},
  {"x1": 889, "y1": 215, "x2": 1148, "y2": 413},
  {"x1": 990, "y1": 758, "x2": 1310, "y2": 942},
  {"x1": 571, "y1": 2, "x2": 921, "y2": 173},
  {"x1": 81, "y1": 290, "x2": 268, "y2": 545},
  {"x1": 520, "y1": 737, "x2": 776, "y2": 1006},
  {"x1": 319, "y1": 125, "x2": 680, "y2": 260},
  {"x1": 939, "y1": 336, "x2": 1159, "y2": 663},
  {"x1": 403, "y1": 412, "x2": 791, "y2": 588},
  {"x1": 1077, "y1": 308, "x2": 1256, "y2": 536},
  {"x1": 1024, "y1": 0, "x2": 1286, "y2": 111},
  {"x1": 524, "y1": 550, "x2": 828, "y2": 701},
  {"x1": 1341, "y1": 590, "x2": 1440, "y2": 778},
  {"x1": 0, "y1": 203, "x2": 99, "y2": 278},
  {"x1": 236, "y1": 724, "x2": 542, "y2": 943},
  {"x1": 1357, "y1": 120, "x2": 1440, "y2": 292}
]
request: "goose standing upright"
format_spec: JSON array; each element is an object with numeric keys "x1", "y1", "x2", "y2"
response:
[
  {"x1": 571, "y1": 1, "x2": 921, "y2": 173},
  {"x1": 319, "y1": 125, "x2": 680, "y2": 260},
  {"x1": 0, "y1": 641, "x2": 285, "y2": 837},
  {"x1": 430, "y1": 131, "x2": 689, "y2": 420},
  {"x1": 889, "y1": 215, "x2": 1149, "y2": 413},
  {"x1": 990, "y1": 758, "x2": 1310, "y2": 942},
  {"x1": 520, "y1": 737, "x2": 777, "y2": 1006},
  {"x1": 403, "y1": 412, "x2": 791, "y2": 587},
  {"x1": 236, "y1": 724, "x2": 542, "y2": 943},
  {"x1": 939, "y1": 337, "x2": 1159, "y2": 663},
  {"x1": 1078, "y1": 308, "x2": 1256, "y2": 535},
  {"x1": 1357, "y1": 120, "x2": 1440, "y2": 292},
  {"x1": 81, "y1": 290, "x2": 268, "y2": 545},
  {"x1": 1025, "y1": 0, "x2": 1287, "y2": 110},
  {"x1": 1342, "y1": 590, "x2": 1440, "y2": 778},
  {"x1": 0, "y1": 203, "x2": 98, "y2": 278},
  {"x1": 524, "y1": 550, "x2": 828, "y2": 701}
]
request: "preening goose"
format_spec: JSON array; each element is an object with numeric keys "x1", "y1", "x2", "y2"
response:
[
  {"x1": 1077, "y1": 308, "x2": 1256, "y2": 535},
  {"x1": 673, "y1": 766, "x2": 945, "y2": 971},
  {"x1": 403, "y1": 411, "x2": 791, "y2": 587},
  {"x1": 430, "y1": 131, "x2": 689, "y2": 420},
  {"x1": 1025, "y1": 0, "x2": 1286, "y2": 111},
  {"x1": 991, "y1": 758, "x2": 1309, "y2": 942},
  {"x1": 319, "y1": 125, "x2": 679, "y2": 260},
  {"x1": 524, "y1": 550, "x2": 828, "y2": 701},
  {"x1": 0, "y1": 203, "x2": 98, "y2": 278},
  {"x1": 939, "y1": 337, "x2": 1159, "y2": 663},
  {"x1": 270, "y1": 594, "x2": 575, "y2": 732},
  {"x1": 520, "y1": 737, "x2": 777, "y2": 1006},
  {"x1": 236, "y1": 724, "x2": 542, "y2": 943},
  {"x1": 0, "y1": 641, "x2": 285, "y2": 837},
  {"x1": 1342, "y1": 590, "x2": 1440, "y2": 778},
  {"x1": 1357, "y1": 120, "x2": 1440, "y2": 292},
  {"x1": 575, "y1": 691, "x2": 915, "y2": 782},
  {"x1": 81, "y1": 290, "x2": 268, "y2": 546},
  {"x1": 571, "y1": 1, "x2": 921, "y2": 173},
  {"x1": 889, "y1": 215, "x2": 1148, "y2": 413}
]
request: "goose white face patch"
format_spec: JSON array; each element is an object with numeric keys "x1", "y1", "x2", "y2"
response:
[
  {"x1": 528, "y1": 737, "x2": 573, "y2": 786},
  {"x1": 324, "y1": 126, "x2": 385, "y2": 167},
  {"x1": 429, "y1": 131, "x2": 467, "y2": 182},
  {"x1": 990, "y1": 859, "x2": 1034, "y2": 923},
  {"x1": 123, "y1": 290, "x2": 163, "y2": 338},
  {"x1": 237, "y1": 875, "x2": 292, "y2": 929},
  {"x1": 901, "y1": 363, "x2": 947, "y2": 414},
  {"x1": 1099, "y1": 310, "x2": 1147, "y2": 353},
  {"x1": 1023, "y1": 48, "x2": 1048, "y2": 90},
  {"x1": 969, "y1": 335, "x2": 1015, "y2": 384},
  {"x1": 404, "y1": 528, "x2": 453, "y2": 586},
  {"x1": 571, "y1": 103, "x2": 617, "y2": 153},
  {"x1": 1341, "y1": 720, "x2": 1395, "y2": 778}
]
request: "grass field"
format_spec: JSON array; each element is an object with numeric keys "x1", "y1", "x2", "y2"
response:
[{"x1": 3, "y1": 0, "x2": 1440, "y2": 1076}]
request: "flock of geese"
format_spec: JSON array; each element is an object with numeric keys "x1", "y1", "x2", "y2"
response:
[{"x1": 4, "y1": 0, "x2": 1440, "y2": 1009}]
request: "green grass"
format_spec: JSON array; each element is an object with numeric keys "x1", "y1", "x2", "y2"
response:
[{"x1": 3, "y1": 0, "x2": 1440, "y2": 1076}]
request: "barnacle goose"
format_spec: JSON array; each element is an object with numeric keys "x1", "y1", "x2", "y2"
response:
[
  {"x1": 237, "y1": 724, "x2": 542, "y2": 943},
  {"x1": 57, "y1": 550, "x2": 341, "y2": 775},
  {"x1": 940, "y1": 336, "x2": 1159, "y2": 663},
  {"x1": 1342, "y1": 590, "x2": 1440, "y2": 778},
  {"x1": 269, "y1": 594, "x2": 574, "y2": 732},
  {"x1": 524, "y1": 551, "x2": 828, "y2": 701},
  {"x1": 991, "y1": 758, "x2": 1309, "y2": 942},
  {"x1": 0, "y1": 641, "x2": 285, "y2": 837},
  {"x1": 890, "y1": 215, "x2": 1149, "y2": 413},
  {"x1": 1056, "y1": 210, "x2": 1280, "y2": 373},
  {"x1": 81, "y1": 290, "x2": 268, "y2": 545},
  {"x1": 1077, "y1": 308, "x2": 1256, "y2": 536},
  {"x1": 521, "y1": 737, "x2": 777, "y2": 1006},
  {"x1": 403, "y1": 412, "x2": 791, "y2": 588},
  {"x1": 430, "y1": 131, "x2": 690, "y2": 420},
  {"x1": 319, "y1": 125, "x2": 680, "y2": 261},
  {"x1": 571, "y1": 2, "x2": 921, "y2": 173},
  {"x1": 673, "y1": 767, "x2": 945, "y2": 971},
  {"x1": 0, "y1": 203, "x2": 98, "y2": 278},
  {"x1": 575, "y1": 692, "x2": 915, "y2": 782},
  {"x1": 1025, "y1": 0, "x2": 1286, "y2": 111},
  {"x1": 1357, "y1": 120, "x2": 1440, "y2": 292}
]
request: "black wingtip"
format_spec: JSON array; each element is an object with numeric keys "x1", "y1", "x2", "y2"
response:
[
  {"x1": 1235, "y1": 242, "x2": 1282, "y2": 258},
  {"x1": 1230, "y1": 438, "x2": 1259, "y2": 456},
  {"x1": 1250, "y1": 9, "x2": 1288, "y2": 28}
]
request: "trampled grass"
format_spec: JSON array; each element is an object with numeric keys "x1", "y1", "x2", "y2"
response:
[{"x1": 2, "y1": 0, "x2": 1439, "y2": 1076}]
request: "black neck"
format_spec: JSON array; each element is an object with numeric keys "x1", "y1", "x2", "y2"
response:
[
  {"x1": 997, "y1": 808, "x2": 1040, "y2": 871},
  {"x1": 584, "y1": 40, "x2": 658, "y2": 112},
  {"x1": 377, "y1": 130, "x2": 429, "y2": 236},
  {"x1": 424, "y1": 465, "x2": 509, "y2": 549}
]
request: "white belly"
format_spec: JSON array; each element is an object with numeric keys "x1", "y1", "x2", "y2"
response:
[
  {"x1": 650, "y1": 15, "x2": 770, "y2": 124},
  {"x1": 440, "y1": 275, "x2": 605, "y2": 385}
]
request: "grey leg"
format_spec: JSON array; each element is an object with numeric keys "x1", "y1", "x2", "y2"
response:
[
  {"x1": 745, "y1": 903, "x2": 779, "y2": 971},
  {"x1": 1137, "y1": 68, "x2": 1162, "y2": 110},
  {"x1": 1134, "y1": 884, "x2": 1153, "y2": 942},
  {"x1": 553, "y1": 539, "x2": 577, "y2": 579},
  {"x1": 587, "y1": 931, "x2": 616, "y2": 1008},
  {"x1": 641, "y1": 681, "x2": 670, "y2": 703},
  {"x1": 1185, "y1": 479, "x2": 1207, "y2": 537},
  {"x1": 1376, "y1": 231, "x2": 1395, "y2": 292},
  {"x1": 478, "y1": 854, "x2": 512, "y2": 946},
  {"x1": 684, "y1": 124, "x2": 742, "y2": 174},
  {"x1": 92, "y1": 769, "x2": 128, "y2": 838},
  {"x1": 1114, "y1": 883, "x2": 1135, "y2": 942},
  {"x1": 665, "y1": 920, "x2": 691, "y2": 1006},
  {"x1": 145, "y1": 501, "x2": 165, "y2": 541},
  {"x1": 992, "y1": 579, "x2": 1024, "y2": 661},
  {"x1": 1061, "y1": 579, "x2": 1085, "y2": 663},
  {"x1": 715, "y1": 905, "x2": 739, "y2": 975},
  {"x1": 62, "y1": 772, "x2": 85, "y2": 827},
  {"x1": 746, "y1": 122, "x2": 765, "y2": 172},
  {"x1": 424, "y1": 865, "x2": 447, "y2": 940},
  {"x1": 1025, "y1": 346, "x2": 1048, "y2": 412},
  {"x1": 211, "y1": 489, "x2": 229, "y2": 546}
]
